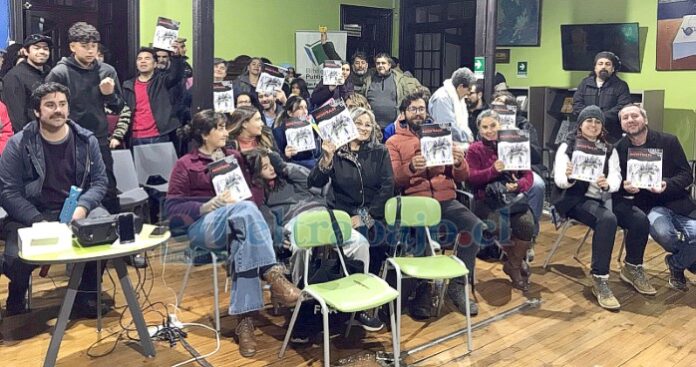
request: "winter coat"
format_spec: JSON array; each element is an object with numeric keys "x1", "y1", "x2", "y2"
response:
[
  {"x1": 465, "y1": 139, "x2": 533, "y2": 200},
  {"x1": 0, "y1": 61, "x2": 49, "y2": 132},
  {"x1": 572, "y1": 74, "x2": 632, "y2": 141}
]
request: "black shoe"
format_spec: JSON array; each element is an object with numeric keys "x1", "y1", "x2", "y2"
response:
[
  {"x1": 4, "y1": 301, "x2": 28, "y2": 317},
  {"x1": 687, "y1": 262, "x2": 696, "y2": 275},
  {"x1": 290, "y1": 327, "x2": 311, "y2": 344},
  {"x1": 665, "y1": 255, "x2": 688, "y2": 292},
  {"x1": 409, "y1": 282, "x2": 434, "y2": 320},
  {"x1": 447, "y1": 281, "x2": 479, "y2": 316},
  {"x1": 72, "y1": 297, "x2": 112, "y2": 319},
  {"x1": 355, "y1": 311, "x2": 384, "y2": 332}
]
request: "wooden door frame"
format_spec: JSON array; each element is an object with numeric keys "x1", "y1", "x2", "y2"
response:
[{"x1": 340, "y1": 4, "x2": 394, "y2": 58}]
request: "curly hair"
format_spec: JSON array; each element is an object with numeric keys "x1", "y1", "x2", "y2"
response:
[
  {"x1": 227, "y1": 106, "x2": 276, "y2": 150},
  {"x1": 68, "y1": 22, "x2": 100, "y2": 43}
]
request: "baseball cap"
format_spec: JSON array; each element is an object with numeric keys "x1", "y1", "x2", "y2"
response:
[{"x1": 23, "y1": 34, "x2": 53, "y2": 48}]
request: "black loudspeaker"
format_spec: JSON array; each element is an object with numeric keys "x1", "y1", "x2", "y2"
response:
[{"x1": 71, "y1": 213, "x2": 143, "y2": 247}]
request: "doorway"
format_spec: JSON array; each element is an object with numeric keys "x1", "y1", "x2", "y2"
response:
[{"x1": 340, "y1": 5, "x2": 393, "y2": 66}]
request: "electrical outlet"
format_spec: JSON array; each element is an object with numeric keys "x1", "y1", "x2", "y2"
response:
[{"x1": 168, "y1": 313, "x2": 183, "y2": 329}]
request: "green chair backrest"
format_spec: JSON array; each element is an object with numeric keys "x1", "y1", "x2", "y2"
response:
[
  {"x1": 293, "y1": 210, "x2": 352, "y2": 249},
  {"x1": 384, "y1": 196, "x2": 441, "y2": 227}
]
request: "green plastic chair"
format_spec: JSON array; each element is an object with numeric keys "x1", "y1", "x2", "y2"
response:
[
  {"x1": 278, "y1": 209, "x2": 400, "y2": 367},
  {"x1": 382, "y1": 196, "x2": 473, "y2": 356}
]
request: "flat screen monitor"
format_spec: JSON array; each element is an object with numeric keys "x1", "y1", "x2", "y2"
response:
[{"x1": 560, "y1": 23, "x2": 641, "y2": 72}]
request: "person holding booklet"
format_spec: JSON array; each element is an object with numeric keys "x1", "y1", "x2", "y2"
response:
[
  {"x1": 465, "y1": 110, "x2": 536, "y2": 291},
  {"x1": 232, "y1": 57, "x2": 263, "y2": 101},
  {"x1": 553, "y1": 105, "x2": 655, "y2": 310},
  {"x1": 310, "y1": 60, "x2": 354, "y2": 110},
  {"x1": 165, "y1": 110, "x2": 300, "y2": 358},
  {"x1": 309, "y1": 107, "x2": 394, "y2": 275},
  {"x1": 272, "y1": 95, "x2": 321, "y2": 169},
  {"x1": 615, "y1": 104, "x2": 696, "y2": 291}
]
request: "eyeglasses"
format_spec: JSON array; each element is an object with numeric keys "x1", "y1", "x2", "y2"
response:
[
  {"x1": 406, "y1": 106, "x2": 427, "y2": 114},
  {"x1": 683, "y1": 27, "x2": 696, "y2": 36}
]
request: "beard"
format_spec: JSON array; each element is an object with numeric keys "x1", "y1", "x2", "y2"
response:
[
  {"x1": 407, "y1": 116, "x2": 425, "y2": 133},
  {"x1": 354, "y1": 69, "x2": 367, "y2": 76},
  {"x1": 626, "y1": 123, "x2": 648, "y2": 137},
  {"x1": 598, "y1": 70, "x2": 610, "y2": 80}
]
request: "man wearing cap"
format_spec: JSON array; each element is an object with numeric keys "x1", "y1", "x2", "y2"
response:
[
  {"x1": 1, "y1": 34, "x2": 52, "y2": 132},
  {"x1": 572, "y1": 51, "x2": 632, "y2": 143}
]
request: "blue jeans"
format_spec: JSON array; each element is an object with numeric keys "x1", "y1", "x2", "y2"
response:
[
  {"x1": 523, "y1": 172, "x2": 545, "y2": 237},
  {"x1": 187, "y1": 201, "x2": 277, "y2": 315},
  {"x1": 647, "y1": 206, "x2": 696, "y2": 271},
  {"x1": 131, "y1": 135, "x2": 170, "y2": 147}
]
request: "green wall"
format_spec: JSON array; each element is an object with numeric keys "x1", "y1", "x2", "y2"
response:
[
  {"x1": 495, "y1": 0, "x2": 696, "y2": 158},
  {"x1": 140, "y1": 0, "x2": 399, "y2": 66}
]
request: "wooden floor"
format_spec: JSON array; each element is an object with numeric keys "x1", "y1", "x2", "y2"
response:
[{"x1": 1, "y1": 219, "x2": 695, "y2": 366}]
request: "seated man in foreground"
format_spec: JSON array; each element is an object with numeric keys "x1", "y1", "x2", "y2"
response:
[{"x1": 0, "y1": 82, "x2": 109, "y2": 317}]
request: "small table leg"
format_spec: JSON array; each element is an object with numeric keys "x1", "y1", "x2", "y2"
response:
[
  {"x1": 97, "y1": 260, "x2": 102, "y2": 332},
  {"x1": 44, "y1": 262, "x2": 85, "y2": 367},
  {"x1": 112, "y1": 257, "x2": 156, "y2": 357}
]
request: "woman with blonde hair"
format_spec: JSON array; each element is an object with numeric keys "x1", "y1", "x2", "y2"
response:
[{"x1": 226, "y1": 105, "x2": 278, "y2": 152}]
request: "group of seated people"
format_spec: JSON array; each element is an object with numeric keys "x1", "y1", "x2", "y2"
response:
[{"x1": 1, "y1": 56, "x2": 695, "y2": 362}]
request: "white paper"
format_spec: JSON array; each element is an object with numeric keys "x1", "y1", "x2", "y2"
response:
[
  {"x1": 497, "y1": 130, "x2": 531, "y2": 171},
  {"x1": 421, "y1": 134, "x2": 454, "y2": 167},
  {"x1": 153, "y1": 17, "x2": 180, "y2": 52},
  {"x1": 570, "y1": 151, "x2": 606, "y2": 182},
  {"x1": 213, "y1": 82, "x2": 235, "y2": 113},
  {"x1": 212, "y1": 167, "x2": 252, "y2": 202},
  {"x1": 627, "y1": 148, "x2": 663, "y2": 190},
  {"x1": 285, "y1": 121, "x2": 316, "y2": 153},
  {"x1": 322, "y1": 60, "x2": 343, "y2": 86},
  {"x1": 673, "y1": 15, "x2": 696, "y2": 60},
  {"x1": 317, "y1": 109, "x2": 359, "y2": 148}
]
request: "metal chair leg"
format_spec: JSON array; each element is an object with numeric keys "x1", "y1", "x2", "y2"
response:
[
  {"x1": 543, "y1": 221, "x2": 572, "y2": 269},
  {"x1": 464, "y1": 281, "x2": 473, "y2": 352},
  {"x1": 389, "y1": 300, "x2": 400, "y2": 367},
  {"x1": 572, "y1": 227, "x2": 593, "y2": 262},
  {"x1": 211, "y1": 252, "x2": 220, "y2": 332},
  {"x1": 27, "y1": 275, "x2": 33, "y2": 311},
  {"x1": 344, "y1": 312, "x2": 356, "y2": 339},
  {"x1": 177, "y1": 256, "x2": 194, "y2": 306},
  {"x1": 279, "y1": 294, "x2": 304, "y2": 358},
  {"x1": 617, "y1": 229, "x2": 627, "y2": 266},
  {"x1": 436, "y1": 279, "x2": 449, "y2": 317}
]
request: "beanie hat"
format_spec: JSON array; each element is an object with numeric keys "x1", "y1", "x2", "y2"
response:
[
  {"x1": 594, "y1": 51, "x2": 618, "y2": 67},
  {"x1": 577, "y1": 105, "x2": 605, "y2": 125}
]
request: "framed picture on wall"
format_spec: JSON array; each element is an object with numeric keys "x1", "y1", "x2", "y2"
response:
[
  {"x1": 496, "y1": 0, "x2": 542, "y2": 47},
  {"x1": 657, "y1": 0, "x2": 696, "y2": 70}
]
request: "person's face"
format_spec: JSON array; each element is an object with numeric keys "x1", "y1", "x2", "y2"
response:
[
  {"x1": 136, "y1": 51, "x2": 156, "y2": 74},
  {"x1": 467, "y1": 87, "x2": 481, "y2": 108},
  {"x1": 479, "y1": 116, "x2": 500, "y2": 141},
  {"x1": 155, "y1": 51, "x2": 170, "y2": 69},
  {"x1": 341, "y1": 64, "x2": 351, "y2": 80},
  {"x1": 70, "y1": 41, "x2": 99, "y2": 66},
  {"x1": 354, "y1": 113, "x2": 373, "y2": 142},
  {"x1": 456, "y1": 84, "x2": 470, "y2": 101},
  {"x1": 202, "y1": 122, "x2": 228, "y2": 149},
  {"x1": 375, "y1": 57, "x2": 392, "y2": 76},
  {"x1": 259, "y1": 93, "x2": 275, "y2": 110},
  {"x1": 291, "y1": 84, "x2": 302, "y2": 97},
  {"x1": 404, "y1": 99, "x2": 427, "y2": 128},
  {"x1": 260, "y1": 156, "x2": 277, "y2": 181},
  {"x1": 291, "y1": 100, "x2": 308, "y2": 118},
  {"x1": 580, "y1": 118, "x2": 603, "y2": 140},
  {"x1": 172, "y1": 41, "x2": 186, "y2": 56},
  {"x1": 35, "y1": 92, "x2": 69, "y2": 131},
  {"x1": 26, "y1": 42, "x2": 50, "y2": 66},
  {"x1": 286, "y1": 67, "x2": 295, "y2": 79},
  {"x1": 214, "y1": 62, "x2": 227, "y2": 81},
  {"x1": 352, "y1": 57, "x2": 368, "y2": 75},
  {"x1": 620, "y1": 106, "x2": 647, "y2": 137},
  {"x1": 243, "y1": 112, "x2": 264, "y2": 137},
  {"x1": 594, "y1": 58, "x2": 614, "y2": 80},
  {"x1": 236, "y1": 95, "x2": 252, "y2": 107},
  {"x1": 248, "y1": 59, "x2": 262, "y2": 76}
]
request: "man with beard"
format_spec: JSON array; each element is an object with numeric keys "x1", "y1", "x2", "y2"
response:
[
  {"x1": 365, "y1": 53, "x2": 421, "y2": 130},
  {"x1": 320, "y1": 33, "x2": 371, "y2": 97},
  {"x1": 0, "y1": 82, "x2": 109, "y2": 316},
  {"x1": 466, "y1": 79, "x2": 488, "y2": 138},
  {"x1": 2, "y1": 34, "x2": 53, "y2": 132},
  {"x1": 386, "y1": 91, "x2": 485, "y2": 318},
  {"x1": 429, "y1": 67, "x2": 478, "y2": 146},
  {"x1": 572, "y1": 51, "x2": 632, "y2": 143},
  {"x1": 615, "y1": 104, "x2": 695, "y2": 292},
  {"x1": 258, "y1": 90, "x2": 285, "y2": 128}
]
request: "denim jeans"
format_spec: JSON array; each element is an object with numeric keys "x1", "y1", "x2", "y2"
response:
[
  {"x1": 524, "y1": 172, "x2": 546, "y2": 237},
  {"x1": 131, "y1": 135, "x2": 170, "y2": 147},
  {"x1": 647, "y1": 206, "x2": 696, "y2": 271},
  {"x1": 187, "y1": 201, "x2": 277, "y2": 315}
]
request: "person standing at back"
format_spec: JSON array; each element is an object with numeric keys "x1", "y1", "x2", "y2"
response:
[{"x1": 45, "y1": 22, "x2": 124, "y2": 213}]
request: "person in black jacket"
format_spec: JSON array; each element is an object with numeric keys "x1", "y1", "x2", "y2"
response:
[
  {"x1": 615, "y1": 104, "x2": 696, "y2": 291},
  {"x1": 308, "y1": 107, "x2": 394, "y2": 275},
  {"x1": 310, "y1": 61, "x2": 354, "y2": 110},
  {"x1": 1, "y1": 34, "x2": 52, "y2": 132},
  {"x1": 45, "y1": 22, "x2": 124, "y2": 214},
  {"x1": 572, "y1": 51, "x2": 632, "y2": 143},
  {"x1": 121, "y1": 47, "x2": 184, "y2": 146}
]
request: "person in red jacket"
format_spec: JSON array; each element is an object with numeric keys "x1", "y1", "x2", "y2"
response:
[
  {"x1": 0, "y1": 100, "x2": 14, "y2": 154},
  {"x1": 465, "y1": 110, "x2": 536, "y2": 291},
  {"x1": 386, "y1": 91, "x2": 484, "y2": 318}
]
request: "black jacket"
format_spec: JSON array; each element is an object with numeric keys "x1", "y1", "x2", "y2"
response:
[
  {"x1": 0, "y1": 120, "x2": 108, "y2": 226},
  {"x1": 0, "y1": 61, "x2": 50, "y2": 132},
  {"x1": 613, "y1": 129, "x2": 696, "y2": 218},
  {"x1": 122, "y1": 55, "x2": 185, "y2": 137},
  {"x1": 572, "y1": 74, "x2": 632, "y2": 142},
  {"x1": 308, "y1": 142, "x2": 394, "y2": 219},
  {"x1": 46, "y1": 56, "x2": 125, "y2": 140}
]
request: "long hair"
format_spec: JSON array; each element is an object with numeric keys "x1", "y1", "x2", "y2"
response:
[
  {"x1": 349, "y1": 107, "x2": 382, "y2": 144},
  {"x1": 226, "y1": 106, "x2": 275, "y2": 150},
  {"x1": 274, "y1": 95, "x2": 307, "y2": 129},
  {"x1": 244, "y1": 148, "x2": 285, "y2": 193},
  {"x1": 289, "y1": 78, "x2": 310, "y2": 101}
]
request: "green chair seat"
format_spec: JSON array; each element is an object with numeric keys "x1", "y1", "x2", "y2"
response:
[
  {"x1": 391, "y1": 255, "x2": 469, "y2": 280},
  {"x1": 306, "y1": 273, "x2": 399, "y2": 313}
]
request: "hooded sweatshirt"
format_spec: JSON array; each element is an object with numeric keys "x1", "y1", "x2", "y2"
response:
[{"x1": 46, "y1": 56, "x2": 124, "y2": 140}]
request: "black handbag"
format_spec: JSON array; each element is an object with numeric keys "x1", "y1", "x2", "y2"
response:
[{"x1": 484, "y1": 181, "x2": 529, "y2": 215}]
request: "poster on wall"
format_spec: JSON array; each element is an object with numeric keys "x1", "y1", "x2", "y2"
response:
[
  {"x1": 657, "y1": 0, "x2": 696, "y2": 70},
  {"x1": 295, "y1": 31, "x2": 348, "y2": 90}
]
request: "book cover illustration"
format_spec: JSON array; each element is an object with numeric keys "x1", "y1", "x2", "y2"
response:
[
  {"x1": 492, "y1": 104, "x2": 517, "y2": 130},
  {"x1": 285, "y1": 117, "x2": 317, "y2": 153},
  {"x1": 322, "y1": 60, "x2": 343, "y2": 86},
  {"x1": 497, "y1": 129, "x2": 531, "y2": 171},
  {"x1": 570, "y1": 137, "x2": 607, "y2": 182},
  {"x1": 627, "y1": 148, "x2": 663, "y2": 190},
  {"x1": 420, "y1": 123, "x2": 454, "y2": 167},
  {"x1": 304, "y1": 40, "x2": 329, "y2": 66},
  {"x1": 256, "y1": 63, "x2": 287, "y2": 95},
  {"x1": 153, "y1": 17, "x2": 180, "y2": 51},
  {"x1": 312, "y1": 99, "x2": 358, "y2": 148},
  {"x1": 213, "y1": 81, "x2": 235, "y2": 113},
  {"x1": 207, "y1": 155, "x2": 252, "y2": 202}
]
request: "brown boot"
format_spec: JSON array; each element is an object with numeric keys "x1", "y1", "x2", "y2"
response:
[
  {"x1": 235, "y1": 316, "x2": 257, "y2": 357},
  {"x1": 502, "y1": 239, "x2": 531, "y2": 292},
  {"x1": 263, "y1": 265, "x2": 301, "y2": 306}
]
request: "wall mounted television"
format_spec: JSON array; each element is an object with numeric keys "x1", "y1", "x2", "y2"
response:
[{"x1": 560, "y1": 23, "x2": 641, "y2": 73}]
